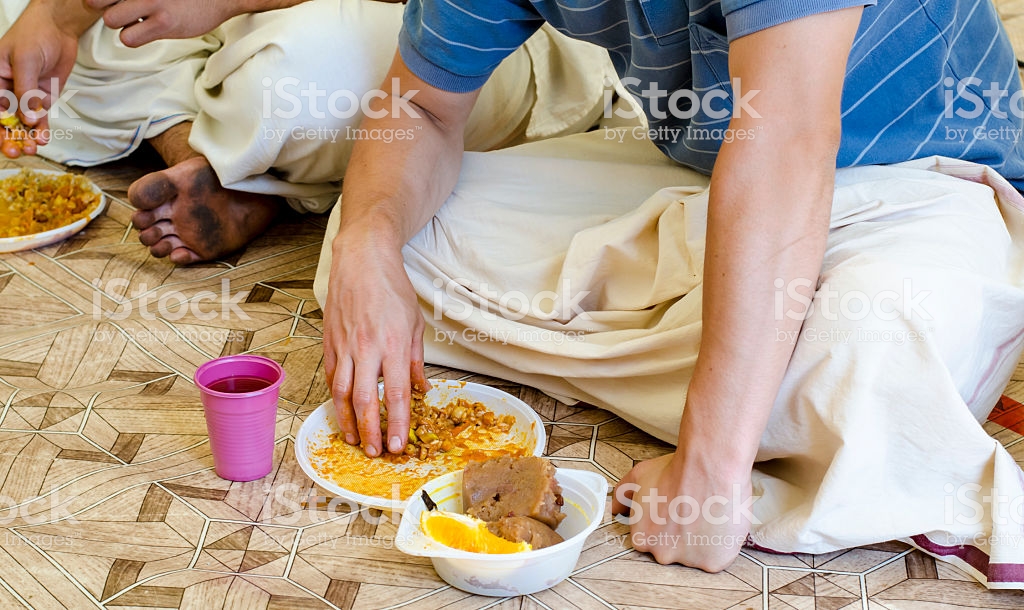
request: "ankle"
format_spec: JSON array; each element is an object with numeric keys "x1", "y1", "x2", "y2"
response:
[{"x1": 148, "y1": 122, "x2": 201, "y2": 167}]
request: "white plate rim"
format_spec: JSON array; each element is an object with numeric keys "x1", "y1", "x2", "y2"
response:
[
  {"x1": 0, "y1": 168, "x2": 108, "y2": 253},
  {"x1": 295, "y1": 379, "x2": 547, "y2": 511}
]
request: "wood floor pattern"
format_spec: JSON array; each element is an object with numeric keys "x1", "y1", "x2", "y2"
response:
[{"x1": 3, "y1": 5, "x2": 1024, "y2": 602}]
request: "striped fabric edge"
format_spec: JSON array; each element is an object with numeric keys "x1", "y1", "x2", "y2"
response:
[{"x1": 910, "y1": 533, "x2": 1024, "y2": 589}]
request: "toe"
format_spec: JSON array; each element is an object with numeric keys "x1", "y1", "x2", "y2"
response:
[
  {"x1": 149, "y1": 242, "x2": 172, "y2": 258},
  {"x1": 128, "y1": 171, "x2": 177, "y2": 211},
  {"x1": 131, "y1": 209, "x2": 155, "y2": 230},
  {"x1": 169, "y1": 247, "x2": 202, "y2": 265},
  {"x1": 138, "y1": 220, "x2": 175, "y2": 246},
  {"x1": 131, "y1": 203, "x2": 174, "y2": 230},
  {"x1": 149, "y1": 234, "x2": 188, "y2": 259}
]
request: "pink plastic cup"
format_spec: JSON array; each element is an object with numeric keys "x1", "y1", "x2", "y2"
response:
[{"x1": 194, "y1": 355, "x2": 285, "y2": 482}]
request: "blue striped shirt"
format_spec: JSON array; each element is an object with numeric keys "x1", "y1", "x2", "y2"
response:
[{"x1": 399, "y1": 0, "x2": 1024, "y2": 190}]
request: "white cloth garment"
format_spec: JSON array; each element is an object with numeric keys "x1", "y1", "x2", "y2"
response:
[
  {"x1": 314, "y1": 131, "x2": 1024, "y2": 588},
  {"x1": 0, "y1": 0, "x2": 616, "y2": 211}
]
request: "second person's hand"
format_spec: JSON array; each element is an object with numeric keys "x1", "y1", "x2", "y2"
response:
[
  {"x1": 0, "y1": 0, "x2": 91, "y2": 155},
  {"x1": 85, "y1": 0, "x2": 239, "y2": 47}
]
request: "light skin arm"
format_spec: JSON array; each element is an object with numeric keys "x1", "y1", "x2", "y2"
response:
[
  {"x1": 611, "y1": 7, "x2": 862, "y2": 571},
  {"x1": 324, "y1": 52, "x2": 480, "y2": 458},
  {"x1": 83, "y1": 0, "x2": 312, "y2": 47},
  {"x1": 0, "y1": 0, "x2": 100, "y2": 156},
  {"x1": 0, "y1": 0, "x2": 305, "y2": 155}
]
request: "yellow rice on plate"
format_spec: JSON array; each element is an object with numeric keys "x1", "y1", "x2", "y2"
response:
[{"x1": 0, "y1": 170, "x2": 102, "y2": 238}]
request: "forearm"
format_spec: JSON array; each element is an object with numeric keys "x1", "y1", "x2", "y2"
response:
[
  {"x1": 334, "y1": 103, "x2": 467, "y2": 257},
  {"x1": 673, "y1": 6, "x2": 859, "y2": 474},
  {"x1": 680, "y1": 126, "x2": 838, "y2": 467}
]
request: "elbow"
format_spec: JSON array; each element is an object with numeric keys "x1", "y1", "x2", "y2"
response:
[{"x1": 786, "y1": 120, "x2": 843, "y2": 167}]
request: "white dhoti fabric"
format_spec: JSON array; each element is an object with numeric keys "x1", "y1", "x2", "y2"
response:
[
  {"x1": 0, "y1": 0, "x2": 615, "y2": 212},
  {"x1": 314, "y1": 132, "x2": 1024, "y2": 588}
]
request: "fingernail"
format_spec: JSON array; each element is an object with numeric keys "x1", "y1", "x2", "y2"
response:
[
  {"x1": 389, "y1": 436, "x2": 402, "y2": 453},
  {"x1": 344, "y1": 434, "x2": 357, "y2": 445},
  {"x1": 364, "y1": 444, "x2": 379, "y2": 458}
]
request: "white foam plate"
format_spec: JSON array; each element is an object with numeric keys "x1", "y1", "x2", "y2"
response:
[
  {"x1": 0, "y1": 168, "x2": 107, "y2": 253},
  {"x1": 295, "y1": 379, "x2": 546, "y2": 510}
]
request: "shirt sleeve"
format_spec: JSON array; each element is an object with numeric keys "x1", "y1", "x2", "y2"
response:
[
  {"x1": 721, "y1": 0, "x2": 878, "y2": 41},
  {"x1": 399, "y1": 0, "x2": 545, "y2": 93}
]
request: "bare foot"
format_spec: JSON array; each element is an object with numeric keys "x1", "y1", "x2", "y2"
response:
[{"x1": 129, "y1": 156, "x2": 281, "y2": 264}]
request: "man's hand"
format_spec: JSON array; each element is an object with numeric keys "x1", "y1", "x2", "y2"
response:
[
  {"x1": 612, "y1": 452, "x2": 753, "y2": 571},
  {"x1": 84, "y1": 0, "x2": 237, "y2": 47},
  {"x1": 84, "y1": 0, "x2": 312, "y2": 48},
  {"x1": 323, "y1": 240, "x2": 430, "y2": 458},
  {"x1": 0, "y1": 0, "x2": 95, "y2": 156},
  {"x1": 322, "y1": 52, "x2": 479, "y2": 457}
]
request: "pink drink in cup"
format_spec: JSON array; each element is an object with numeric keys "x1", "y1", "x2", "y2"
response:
[{"x1": 194, "y1": 355, "x2": 285, "y2": 481}]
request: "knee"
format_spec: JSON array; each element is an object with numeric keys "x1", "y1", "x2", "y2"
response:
[
  {"x1": 222, "y1": 0, "x2": 403, "y2": 129},
  {"x1": 808, "y1": 259, "x2": 971, "y2": 348},
  {"x1": 809, "y1": 250, "x2": 1023, "y2": 419}
]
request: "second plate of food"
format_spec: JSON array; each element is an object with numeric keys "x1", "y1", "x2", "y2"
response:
[
  {"x1": 0, "y1": 168, "x2": 107, "y2": 253},
  {"x1": 295, "y1": 380, "x2": 546, "y2": 510}
]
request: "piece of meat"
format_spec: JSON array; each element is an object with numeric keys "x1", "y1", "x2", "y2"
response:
[
  {"x1": 463, "y1": 456, "x2": 565, "y2": 529},
  {"x1": 487, "y1": 516, "x2": 564, "y2": 549}
]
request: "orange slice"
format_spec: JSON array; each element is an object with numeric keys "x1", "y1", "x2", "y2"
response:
[{"x1": 420, "y1": 511, "x2": 531, "y2": 554}]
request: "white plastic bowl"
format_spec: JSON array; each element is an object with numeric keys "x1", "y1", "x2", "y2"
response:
[
  {"x1": 396, "y1": 467, "x2": 608, "y2": 596},
  {"x1": 295, "y1": 379, "x2": 546, "y2": 510}
]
